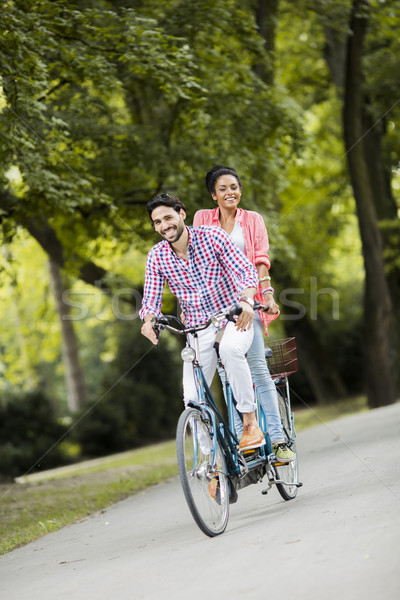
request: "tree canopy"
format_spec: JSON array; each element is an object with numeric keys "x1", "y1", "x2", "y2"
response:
[{"x1": 1, "y1": 0, "x2": 399, "y2": 474}]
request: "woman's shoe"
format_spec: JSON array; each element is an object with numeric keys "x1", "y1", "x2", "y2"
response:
[{"x1": 272, "y1": 443, "x2": 295, "y2": 463}]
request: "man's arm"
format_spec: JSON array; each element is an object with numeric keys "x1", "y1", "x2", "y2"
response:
[
  {"x1": 139, "y1": 249, "x2": 165, "y2": 344},
  {"x1": 213, "y1": 229, "x2": 258, "y2": 291},
  {"x1": 236, "y1": 286, "x2": 257, "y2": 331},
  {"x1": 212, "y1": 229, "x2": 258, "y2": 331}
]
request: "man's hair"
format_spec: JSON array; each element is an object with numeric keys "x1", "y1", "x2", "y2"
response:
[
  {"x1": 205, "y1": 165, "x2": 242, "y2": 198},
  {"x1": 146, "y1": 193, "x2": 187, "y2": 220}
]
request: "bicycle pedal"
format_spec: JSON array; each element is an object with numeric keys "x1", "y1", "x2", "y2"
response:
[{"x1": 243, "y1": 448, "x2": 260, "y2": 459}]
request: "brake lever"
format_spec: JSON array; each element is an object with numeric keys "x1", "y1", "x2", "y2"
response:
[
  {"x1": 152, "y1": 323, "x2": 160, "y2": 348},
  {"x1": 153, "y1": 316, "x2": 169, "y2": 348},
  {"x1": 253, "y1": 301, "x2": 270, "y2": 312},
  {"x1": 226, "y1": 302, "x2": 243, "y2": 321}
]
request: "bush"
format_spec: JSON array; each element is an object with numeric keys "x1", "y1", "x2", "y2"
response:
[
  {"x1": 0, "y1": 390, "x2": 70, "y2": 479},
  {"x1": 73, "y1": 322, "x2": 183, "y2": 457}
]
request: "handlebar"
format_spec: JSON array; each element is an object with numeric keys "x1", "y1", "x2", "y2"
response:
[{"x1": 152, "y1": 300, "x2": 270, "y2": 337}]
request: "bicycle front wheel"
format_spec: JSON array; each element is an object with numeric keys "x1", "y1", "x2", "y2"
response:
[
  {"x1": 275, "y1": 390, "x2": 299, "y2": 501},
  {"x1": 176, "y1": 408, "x2": 229, "y2": 537}
]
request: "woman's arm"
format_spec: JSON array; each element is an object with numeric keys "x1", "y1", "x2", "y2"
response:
[
  {"x1": 253, "y1": 212, "x2": 271, "y2": 269},
  {"x1": 256, "y1": 262, "x2": 279, "y2": 314},
  {"x1": 251, "y1": 213, "x2": 278, "y2": 313}
]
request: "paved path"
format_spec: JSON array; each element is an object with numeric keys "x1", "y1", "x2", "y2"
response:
[{"x1": 1, "y1": 403, "x2": 400, "y2": 600}]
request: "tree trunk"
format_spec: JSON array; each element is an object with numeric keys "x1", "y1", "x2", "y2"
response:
[
  {"x1": 254, "y1": 0, "x2": 278, "y2": 85},
  {"x1": 343, "y1": 0, "x2": 395, "y2": 407},
  {"x1": 48, "y1": 258, "x2": 86, "y2": 412},
  {"x1": 361, "y1": 109, "x2": 400, "y2": 394},
  {"x1": 254, "y1": 1, "x2": 348, "y2": 404}
]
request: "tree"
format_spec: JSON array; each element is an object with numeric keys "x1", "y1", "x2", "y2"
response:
[
  {"x1": 6, "y1": 0, "x2": 392, "y2": 412},
  {"x1": 48, "y1": 258, "x2": 86, "y2": 412},
  {"x1": 252, "y1": 0, "x2": 352, "y2": 403},
  {"x1": 275, "y1": 0, "x2": 400, "y2": 407},
  {"x1": 342, "y1": 0, "x2": 395, "y2": 407},
  {"x1": 1, "y1": 0, "x2": 299, "y2": 279},
  {"x1": 0, "y1": 0, "x2": 302, "y2": 405},
  {"x1": 315, "y1": 0, "x2": 400, "y2": 405}
]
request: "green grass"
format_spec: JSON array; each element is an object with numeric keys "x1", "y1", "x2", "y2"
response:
[
  {"x1": 18, "y1": 440, "x2": 180, "y2": 482},
  {"x1": 0, "y1": 397, "x2": 368, "y2": 555},
  {"x1": 294, "y1": 395, "x2": 368, "y2": 431},
  {"x1": 0, "y1": 440, "x2": 178, "y2": 555}
]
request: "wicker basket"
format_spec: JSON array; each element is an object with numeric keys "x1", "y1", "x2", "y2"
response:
[{"x1": 266, "y1": 337, "x2": 297, "y2": 378}]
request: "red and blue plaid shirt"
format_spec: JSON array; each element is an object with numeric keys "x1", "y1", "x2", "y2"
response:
[{"x1": 140, "y1": 226, "x2": 258, "y2": 327}]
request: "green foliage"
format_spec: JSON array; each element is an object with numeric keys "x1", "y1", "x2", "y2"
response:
[
  {"x1": 0, "y1": 0, "x2": 398, "y2": 419},
  {"x1": 0, "y1": 0, "x2": 303, "y2": 412},
  {"x1": 0, "y1": 389, "x2": 69, "y2": 478},
  {"x1": 0, "y1": 0, "x2": 302, "y2": 256},
  {"x1": 73, "y1": 321, "x2": 183, "y2": 457},
  {"x1": 0, "y1": 232, "x2": 62, "y2": 392}
]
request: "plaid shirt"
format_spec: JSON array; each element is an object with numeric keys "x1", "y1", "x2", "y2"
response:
[{"x1": 140, "y1": 226, "x2": 258, "y2": 327}]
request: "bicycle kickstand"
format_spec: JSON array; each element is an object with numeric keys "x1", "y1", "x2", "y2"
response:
[{"x1": 261, "y1": 463, "x2": 277, "y2": 495}]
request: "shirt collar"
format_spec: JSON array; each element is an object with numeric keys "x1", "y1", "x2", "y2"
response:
[
  {"x1": 187, "y1": 226, "x2": 194, "y2": 251},
  {"x1": 213, "y1": 206, "x2": 244, "y2": 223}
]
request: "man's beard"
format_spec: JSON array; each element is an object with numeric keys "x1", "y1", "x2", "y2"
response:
[{"x1": 162, "y1": 221, "x2": 185, "y2": 244}]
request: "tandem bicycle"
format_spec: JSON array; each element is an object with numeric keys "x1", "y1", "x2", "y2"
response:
[{"x1": 153, "y1": 302, "x2": 302, "y2": 537}]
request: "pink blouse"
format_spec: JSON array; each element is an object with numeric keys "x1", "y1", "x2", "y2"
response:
[{"x1": 193, "y1": 207, "x2": 279, "y2": 334}]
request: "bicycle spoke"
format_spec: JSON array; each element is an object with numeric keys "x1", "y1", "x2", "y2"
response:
[
  {"x1": 275, "y1": 391, "x2": 299, "y2": 500},
  {"x1": 177, "y1": 409, "x2": 229, "y2": 536}
]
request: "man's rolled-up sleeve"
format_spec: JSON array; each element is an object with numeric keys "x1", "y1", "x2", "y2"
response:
[{"x1": 139, "y1": 250, "x2": 165, "y2": 321}]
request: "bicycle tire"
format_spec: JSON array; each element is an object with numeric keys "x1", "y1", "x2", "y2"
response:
[
  {"x1": 275, "y1": 390, "x2": 299, "y2": 501},
  {"x1": 176, "y1": 408, "x2": 229, "y2": 537}
]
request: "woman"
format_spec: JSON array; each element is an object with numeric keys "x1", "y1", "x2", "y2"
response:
[{"x1": 193, "y1": 165, "x2": 294, "y2": 463}]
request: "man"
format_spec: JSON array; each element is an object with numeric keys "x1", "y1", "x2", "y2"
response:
[{"x1": 140, "y1": 193, "x2": 264, "y2": 451}]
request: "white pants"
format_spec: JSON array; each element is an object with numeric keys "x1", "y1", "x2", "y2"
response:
[{"x1": 183, "y1": 321, "x2": 256, "y2": 414}]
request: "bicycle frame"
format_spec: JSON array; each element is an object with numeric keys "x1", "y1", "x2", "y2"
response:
[
  {"x1": 188, "y1": 358, "x2": 242, "y2": 478},
  {"x1": 154, "y1": 306, "x2": 300, "y2": 505},
  {"x1": 190, "y1": 353, "x2": 280, "y2": 490}
]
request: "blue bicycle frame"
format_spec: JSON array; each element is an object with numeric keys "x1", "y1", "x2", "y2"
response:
[
  {"x1": 188, "y1": 361, "x2": 242, "y2": 476},
  {"x1": 189, "y1": 353, "x2": 280, "y2": 484}
]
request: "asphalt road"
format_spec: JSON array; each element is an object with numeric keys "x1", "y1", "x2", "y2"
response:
[{"x1": 1, "y1": 403, "x2": 400, "y2": 600}]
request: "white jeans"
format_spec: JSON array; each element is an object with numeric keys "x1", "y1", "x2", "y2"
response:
[
  {"x1": 183, "y1": 321, "x2": 256, "y2": 414},
  {"x1": 220, "y1": 315, "x2": 283, "y2": 443}
]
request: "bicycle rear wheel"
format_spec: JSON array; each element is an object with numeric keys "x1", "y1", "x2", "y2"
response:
[
  {"x1": 176, "y1": 408, "x2": 229, "y2": 537},
  {"x1": 275, "y1": 390, "x2": 299, "y2": 500}
]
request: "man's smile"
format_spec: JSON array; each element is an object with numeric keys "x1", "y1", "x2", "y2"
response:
[{"x1": 162, "y1": 226, "x2": 176, "y2": 237}]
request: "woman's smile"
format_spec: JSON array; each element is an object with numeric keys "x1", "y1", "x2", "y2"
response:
[{"x1": 212, "y1": 174, "x2": 242, "y2": 209}]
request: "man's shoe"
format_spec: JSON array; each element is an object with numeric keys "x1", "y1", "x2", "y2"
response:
[
  {"x1": 208, "y1": 474, "x2": 221, "y2": 505},
  {"x1": 208, "y1": 475, "x2": 219, "y2": 499},
  {"x1": 272, "y1": 443, "x2": 296, "y2": 463},
  {"x1": 239, "y1": 423, "x2": 266, "y2": 451}
]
